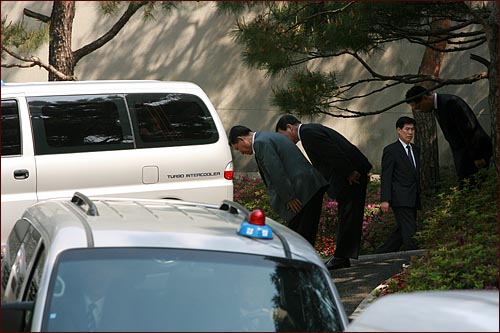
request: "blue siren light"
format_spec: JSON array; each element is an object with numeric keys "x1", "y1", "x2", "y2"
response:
[{"x1": 237, "y1": 209, "x2": 273, "y2": 239}]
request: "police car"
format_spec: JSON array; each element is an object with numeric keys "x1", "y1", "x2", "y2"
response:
[{"x1": 1, "y1": 193, "x2": 348, "y2": 332}]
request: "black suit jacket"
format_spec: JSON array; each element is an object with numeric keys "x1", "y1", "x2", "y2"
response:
[
  {"x1": 299, "y1": 124, "x2": 372, "y2": 199},
  {"x1": 380, "y1": 141, "x2": 421, "y2": 209},
  {"x1": 253, "y1": 132, "x2": 328, "y2": 221},
  {"x1": 435, "y1": 94, "x2": 492, "y2": 163}
]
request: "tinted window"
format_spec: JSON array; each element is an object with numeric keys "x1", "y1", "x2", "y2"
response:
[
  {"x1": 28, "y1": 95, "x2": 134, "y2": 155},
  {"x1": 1, "y1": 100, "x2": 21, "y2": 156},
  {"x1": 44, "y1": 249, "x2": 343, "y2": 332},
  {"x1": 6, "y1": 220, "x2": 30, "y2": 265},
  {"x1": 25, "y1": 245, "x2": 46, "y2": 302},
  {"x1": 126, "y1": 93, "x2": 219, "y2": 148},
  {"x1": 13, "y1": 226, "x2": 41, "y2": 300},
  {"x1": 2, "y1": 219, "x2": 30, "y2": 296}
]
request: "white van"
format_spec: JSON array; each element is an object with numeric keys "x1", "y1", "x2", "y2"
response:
[{"x1": 0, "y1": 80, "x2": 234, "y2": 245}]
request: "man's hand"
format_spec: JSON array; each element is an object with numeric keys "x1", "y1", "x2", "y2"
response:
[
  {"x1": 380, "y1": 201, "x2": 391, "y2": 213},
  {"x1": 287, "y1": 198, "x2": 302, "y2": 214},
  {"x1": 474, "y1": 158, "x2": 487, "y2": 169},
  {"x1": 347, "y1": 171, "x2": 361, "y2": 185}
]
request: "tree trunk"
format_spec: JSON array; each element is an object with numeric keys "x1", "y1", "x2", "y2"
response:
[
  {"x1": 485, "y1": 2, "x2": 498, "y2": 175},
  {"x1": 49, "y1": 1, "x2": 75, "y2": 81},
  {"x1": 413, "y1": 19, "x2": 451, "y2": 192}
]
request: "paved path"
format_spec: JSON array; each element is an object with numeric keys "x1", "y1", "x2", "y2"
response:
[{"x1": 330, "y1": 250, "x2": 426, "y2": 321}]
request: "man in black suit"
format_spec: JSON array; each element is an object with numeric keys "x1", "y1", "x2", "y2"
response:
[
  {"x1": 228, "y1": 125, "x2": 328, "y2": 246},
  {"x1": 377, "y1": 116, "x2": 420, "y2": 253},
  {"x1": 275, "y1": 115, "x2": 372, "y2": 269},
  {"x1": 405, "y1": 86, "x2": 492, "y2": 182}
]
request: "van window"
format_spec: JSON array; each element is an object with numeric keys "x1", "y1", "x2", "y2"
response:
[
  {"x1": 28, "y1": 95, "x2": 134, "y2": 155},
  {"x1": 126, "y1": 93, "x2": 219, "y2": 148},
  {"x1": 1, "y1": 100, "x2": 22, "y2": 156}
]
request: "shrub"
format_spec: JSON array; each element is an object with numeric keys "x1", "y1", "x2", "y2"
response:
[
  {"x1": 360, "y1": 180, "x2": 397, "y2": 255},
  {"x1": 316, "y1": 199, "x2": 339, "y2": 257},
  {"x1": 380, "y1": 167, "x2": 499, "y2": 293},
  {"x1": 233, "y1": 174, "x2": 283, "y2": 223}
]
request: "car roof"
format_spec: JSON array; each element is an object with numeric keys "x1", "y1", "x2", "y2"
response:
[
  {"x1": 22, "y1": 194, "x2": 323, "y2": 266},
  {"x1": 1, "y1": 80, "x2": 203, "y2": 96},
  {"x1": 346, "y1": 290, "x2": 500, "y2": 332}
]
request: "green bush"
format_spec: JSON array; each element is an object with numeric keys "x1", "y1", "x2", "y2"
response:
[
  {"x1": 234, "y1": 168, "x2": 499, "y2": 292},
  {"x1": 233, "y1": 174, "x2": 284, "y2": 223},
  {"x1": 390, "y1": 167, "x2": 499, "y2": 292}
]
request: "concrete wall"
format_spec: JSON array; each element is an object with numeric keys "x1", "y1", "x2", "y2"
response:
[{"x1": 1, "y1": 1, "x2": 491, "y2": 173}]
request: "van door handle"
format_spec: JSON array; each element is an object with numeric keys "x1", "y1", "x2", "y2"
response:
[{"x1": 14, "y1": 169, "x2": 29, "y2": 180}]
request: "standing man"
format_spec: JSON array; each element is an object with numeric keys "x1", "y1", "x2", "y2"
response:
[
  {"x1": 275, "y1": 115, "x2": 372, "y2": 270},
  {"x1": 405, "y1": 85, "x2": 492, "y2": 182},
  {"x1": 228, "y1": 125, "x2": 328, "y2": 246},
  {"x1": 377, "y1": 116, "x2": 420, "y2": 253}
]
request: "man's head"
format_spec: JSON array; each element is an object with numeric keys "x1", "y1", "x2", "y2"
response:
[
  {"x1": 228, "y1": 125, "x2": 254, "y2": 155},
  {"x1": 275, "y1": 114, "x2": 301, "y2": 144},
  {"x1": 405, "y1": 85, "x2": 434, "y2": 113},
  {"x1": 396, "y1": 116, "x2": 416, "y2": 145}
]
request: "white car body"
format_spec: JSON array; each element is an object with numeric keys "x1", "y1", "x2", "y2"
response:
[
  {"x1": 1, "y1": 80, "x2": 234, "y2": 246},
  {"x1": 347, "y1": 290, "x2": 499, "y2": 332}
]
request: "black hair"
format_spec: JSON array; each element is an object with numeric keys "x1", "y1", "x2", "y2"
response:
[
  {"x1": 396, "y1": 116, "x2": 416, "y2": 129},
  {"x1": 405, "y1": 85, "x2": 431, "y2": 104},
  {"x1": 275, "y1": 114, "x2": 301, "y2": 132},
  {"x1": 228, "y1": 125, "x2": 252, "y2": 145}
]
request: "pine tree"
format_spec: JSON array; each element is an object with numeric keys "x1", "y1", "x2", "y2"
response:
[
  {"x1": 1, "y1": 1, "x2": 178, "y2": 81},
  {"x1": 218, "y1": 1, "x2": 498, "y2": 187}
]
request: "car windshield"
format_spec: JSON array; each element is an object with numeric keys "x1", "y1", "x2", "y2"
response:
[{"x1": 43, "y1": 248, "x2": 342, "y2": 332}]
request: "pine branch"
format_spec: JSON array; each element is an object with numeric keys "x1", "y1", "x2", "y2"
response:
[
  {"x1": 470, "y1": 53, "x2": 490, "y2": 68},
  {"x1": 314, "y1": 69, "x2": 488, "y2": 118},
  {"x1": 2, "y1": 62, "x2": 37, "y2": 69},
  {"x1": 282, "y1": 2, "x2": 355, "y2": 34},
  {"x1": 347, "y1": 52, "x2": 487, "y2": 84},
  {"x1": 73, "y1": 2, "x2": 148, "y2": 64},
  {"x1": 2, "y1": 46, "x2": 77, "y2": 80},
  {"x1": 23, "y1": 8, "x2": 50, "y2": 23},
  {"x1": 404, "y1": 37, "x2": 486, "y2": 53}
]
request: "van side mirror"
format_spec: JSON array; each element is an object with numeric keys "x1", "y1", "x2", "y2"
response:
[{"x1": 1, "y1": 301, "x2": 34, "y2": 332}]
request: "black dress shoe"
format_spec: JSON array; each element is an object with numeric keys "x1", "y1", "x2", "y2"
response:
[{"x1": 325, "y1": 257, "x2": 351, "y2": 270}]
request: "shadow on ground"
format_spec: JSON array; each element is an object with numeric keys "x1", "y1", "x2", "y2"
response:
[{"x1": 330, "y1": 250, "x2": 426, "y2": 320}]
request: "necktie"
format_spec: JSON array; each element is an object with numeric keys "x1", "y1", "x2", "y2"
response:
[
  {"x1": 87, "y1": 302, "x2": 97, "y2": 332},
  {"x1": 406, "y1": 145, "x2": 415, "y2": 168}
]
